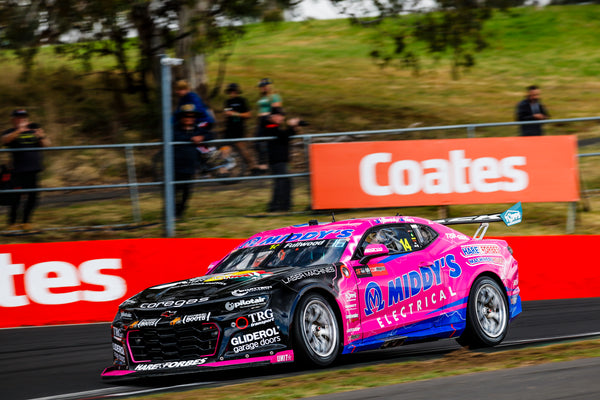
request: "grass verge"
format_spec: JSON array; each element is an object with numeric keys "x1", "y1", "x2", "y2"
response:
[{"x1": 127, "y1": 339, "x2": 600, "y2": 400}]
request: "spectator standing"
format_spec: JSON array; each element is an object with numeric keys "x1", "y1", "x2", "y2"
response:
[
  {"x1": 173, "y1": 105, "x2": 213, "y2": 218},
  {"x1": 174, "y1": 79, "x2": 215, "y2": 130},
  {"x1": 1, "y1": 109, "x2": 51, "y2": 230},
  {"x1": 516, "y1": 85, "x2": 550, "y2": 136},
  {"x1": 223, "y1": 83, "x2": 259, "y2": 172},
  {"x1": 255, "y1": 78, "x2": 282, "y2": 172},
  {"x1": 262, "y1": 107, "x2": 302, "y2": 213}
]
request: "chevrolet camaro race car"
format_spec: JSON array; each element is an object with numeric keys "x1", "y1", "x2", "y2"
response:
[{"x1": 102, "y1": 204, "x2": 523, "y2": 378}]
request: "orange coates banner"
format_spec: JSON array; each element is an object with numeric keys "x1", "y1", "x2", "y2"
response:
[{"x1": 309, "y1": 136, "x2": 579, "y2": 209}]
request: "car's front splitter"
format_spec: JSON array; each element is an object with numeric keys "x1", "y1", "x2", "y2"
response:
[{"x1": 101, "y1": 349, "x2": 294, "y2": 378}]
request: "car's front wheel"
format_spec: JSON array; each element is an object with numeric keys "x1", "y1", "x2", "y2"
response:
[
  {"x1": 457, "y1": 276, "x2": 509, "y2": 348},
  {"x1": 293, "y1": 293, "x2": 340, "y2": 367}
]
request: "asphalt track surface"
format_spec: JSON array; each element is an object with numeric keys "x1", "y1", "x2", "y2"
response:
[{"x1": 1, "y1": 298, "x2": 599, "y2": 400}]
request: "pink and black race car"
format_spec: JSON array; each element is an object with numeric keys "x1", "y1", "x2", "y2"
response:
[{"x1": 102, "y1": 204, "x2": 522, "y2": 377}]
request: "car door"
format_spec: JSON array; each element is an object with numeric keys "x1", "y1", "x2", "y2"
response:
[{"x1": 349, "y1": 223, "x2": 441, "y2": 340}]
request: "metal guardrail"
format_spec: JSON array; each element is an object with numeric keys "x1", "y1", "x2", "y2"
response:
[{"x1": 1, "y1": 116, "x2": 599, "y2": 235}]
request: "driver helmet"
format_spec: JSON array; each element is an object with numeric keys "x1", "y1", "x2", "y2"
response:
[{"x1": 374, "y1": 228, "x2": 401, "y2": 251}]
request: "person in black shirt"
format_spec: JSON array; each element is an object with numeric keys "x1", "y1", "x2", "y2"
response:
[
  {"x1": 222, "y1": 83, "x2": 261, "y2": 173},
  {"x1": 173, "y1": 106, "x2": 213, "y2": 218},
  {"x1": 515, "y1": 85, "x2": 550, "y2": 136},
  {"x1": 262, "y1": 107, "x2": 302, "y2": 213},
  {"x1": 1, "y1": 109, "x2": 51, "y2": 230}
]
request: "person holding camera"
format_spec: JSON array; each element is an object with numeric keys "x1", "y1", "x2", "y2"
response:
[
  {"x1": 1, "y1": 109, "x2": 51, "y2": 230},
  {"x1": 173, "y1": 105, "x2": 213, "y2": 219},
  {"x1": 262, "y1": 107, "x2": 305, "y2": 213},
  {"x1": 255, "y1": 78, "x2": 282, "y2": 173},
  {"x1": 222, "y1": 83, "x2": 260, "y2": 173}
]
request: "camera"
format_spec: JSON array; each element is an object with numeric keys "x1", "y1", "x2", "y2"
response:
[{"x1": 298, "y1": 120, "x2": 309, "y2": 127}]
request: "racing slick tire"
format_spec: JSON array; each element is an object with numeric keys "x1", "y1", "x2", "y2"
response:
[
  {"x1": 293, "y1": 293, "x2": 341, "y2": 367},
  {"x1": 457, "y1": 276, "x2": 509, "y2": 348}
]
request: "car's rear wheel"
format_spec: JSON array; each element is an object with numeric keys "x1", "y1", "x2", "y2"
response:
[
  {"x1": 293, "y1": 293, "x2": 340, "y2": 367},
  {"x1": 457, "y1": 276, "x2": 508, "y2": 348}
]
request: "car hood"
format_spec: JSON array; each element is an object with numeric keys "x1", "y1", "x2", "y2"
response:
[{"x1": 125, "y1": 269, "x2": 293, "y2": 307}]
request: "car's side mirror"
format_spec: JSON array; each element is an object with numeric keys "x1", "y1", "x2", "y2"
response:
[{"x1": 360, "y1": 243, "x2": 389, "y2": 265}]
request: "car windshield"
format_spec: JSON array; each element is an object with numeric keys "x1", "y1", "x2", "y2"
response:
[{"x1": 213, "y1": 239, "x2": 348, "y2": 273}]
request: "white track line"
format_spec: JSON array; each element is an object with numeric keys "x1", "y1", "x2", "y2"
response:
[
  {"x1": 28, "y1": 332, "x2": 600, "y2": 400},
  {"x1": 28, "y1": 381, "x2": 216, "y2": 400}
]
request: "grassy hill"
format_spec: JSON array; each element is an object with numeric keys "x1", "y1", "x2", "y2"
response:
[{"x1": 1, "y1": 4, "x2": 600, "y2": 243}]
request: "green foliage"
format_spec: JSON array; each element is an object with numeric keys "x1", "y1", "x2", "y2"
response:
[{"x1": 333, "y1": 0, "x2": 526, "y2": 79}]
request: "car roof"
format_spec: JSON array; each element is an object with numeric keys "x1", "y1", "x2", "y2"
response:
[{"x1": 237, "y1": 216, "x2": 439, "y2": 249}]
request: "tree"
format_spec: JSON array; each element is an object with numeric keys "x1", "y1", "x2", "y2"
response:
[
  {"x1": 330, "y1": 0, "x2": 525, "y2": 79},
  {"x1": 0, "y1": 1, "x2": 303, "y2": 100}
]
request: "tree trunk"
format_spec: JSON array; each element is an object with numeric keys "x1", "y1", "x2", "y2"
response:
[{"x1": 175, "y1": 1, "x2": 210, "y2": 102}]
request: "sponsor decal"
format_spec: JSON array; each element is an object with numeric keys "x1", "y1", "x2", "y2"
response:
[
  {"x1": 112, "y1": 342, "x2": 126, "y2": 356},
  {"x1": 119, "y1": 311, "x2": 133, "y2": 320},
  {"x1": 232, "y1": 286, "x2": 272, "y2": 297},
  {"x1": 345, "y1": 291, "x2": 357, "y2": 301},
  {"x1": 204, "y1": 271, "x2": 272, "y2": 282},
  {"x1": 354, "y1": 265, "x2": 388, "y2": 279},
  {"x1": 139, "y1": 298, "x2": 208, "y2": 309},
  {"x1": 114, "y1": 353, "x2": 126, "y2": 364},
  {"x1": 501, "y1": 202, "x2": 523, "y2": 226},
  {"x1": 281, "y1": 266, "x2": 336, "y2": 284},
  {"x1": 364, "y1": 282, "x2": 385, "y2": 316},
  {"x1": 240, "y1": 230, "x2": 355, "y2": 248},
  {"x1": 354, "y1": 266, "x2": 372, "y2": 279},
  {"x1": 161, "y1": 311, "x2": 176, "y2": 318},
  {"x1": 130, "y1": 319, "x2": 160, "y2": 328},
  {"x1": 225, "y1": 296, "x2": 268, "y2": 311},
  {"x1": 461, "y1": 244, "x2": 502, "y2": 257},
  {"x1": 333, "y1": 239, "x2": 348, "y2": 248},
  {"x1": 231, "y1": 327, "x2": 281, "y2": 353},
  {"x1": 0, "y1": 254, "x2": 126, "y2": 307},
  {"x1": 364, "y1": 244, "x2": 387, "y2": 255},
  {"x1": 119, "y1": 299, "x2": 137, "y2": 308},
  {"x1": 275, "y1": 351, "x2": 294, "y2": 363},
  {"x1": 232, "y1": 309, "x2": 274, "y2": 329},
  {"x1": 234, "y1": 316, "x2": 249, "y2": 329},
  {"x1": 467, "y1": 256, "x2": 505, "y2": 266},
  {"x1": 134, "y1": 358, "x2": 207, "y2": 371},
  {"x1": 112, "y1": 326, "x2": 124, "y2": 339},
  {"x1": 283, "y1": 240, "x2": 326, "y2": 249},
  {"x1": 445, "y1": 232, "x2": 469, "y2": 241},
  {"x1": 374, "y1": 217, "x2": 404, "y2": 224},
  {"x1": 369, "y1": 264, "x2": 388, "y2": 276},
  {"x1": 170, "y1": 312, "x2": 212, "y2": 325},
  {"x1": 183, "y1": 312, "x2": 211, "y2": 323}
]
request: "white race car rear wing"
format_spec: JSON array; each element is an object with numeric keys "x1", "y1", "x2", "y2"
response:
[{"x1": 433, "y1": 203, "x2": 522, "y2": 240}]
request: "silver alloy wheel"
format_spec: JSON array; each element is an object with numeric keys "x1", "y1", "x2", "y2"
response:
[
  {"x1": 301, "y1": 299, "x2": 338, "y2": 358},
  {"x1": 474, "y1": 282, "x2": 507, "y2": 338}
]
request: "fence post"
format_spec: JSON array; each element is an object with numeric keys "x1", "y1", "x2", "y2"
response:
[
  {"x1": 124, "y1": 145, "x2": 142, "y2": 223},
  {"x1": 303, "y1": 136, "x2": 312, "y2": 210},
  {"x1": 467, "y1": 125, "x2": 475, "y2": 138},
  {"x1": 160, "y1": 55, "x2": 183, "y2": 238},
  {"x1": 566, "y1": 201, "x2": 577, "y2": 234}
]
